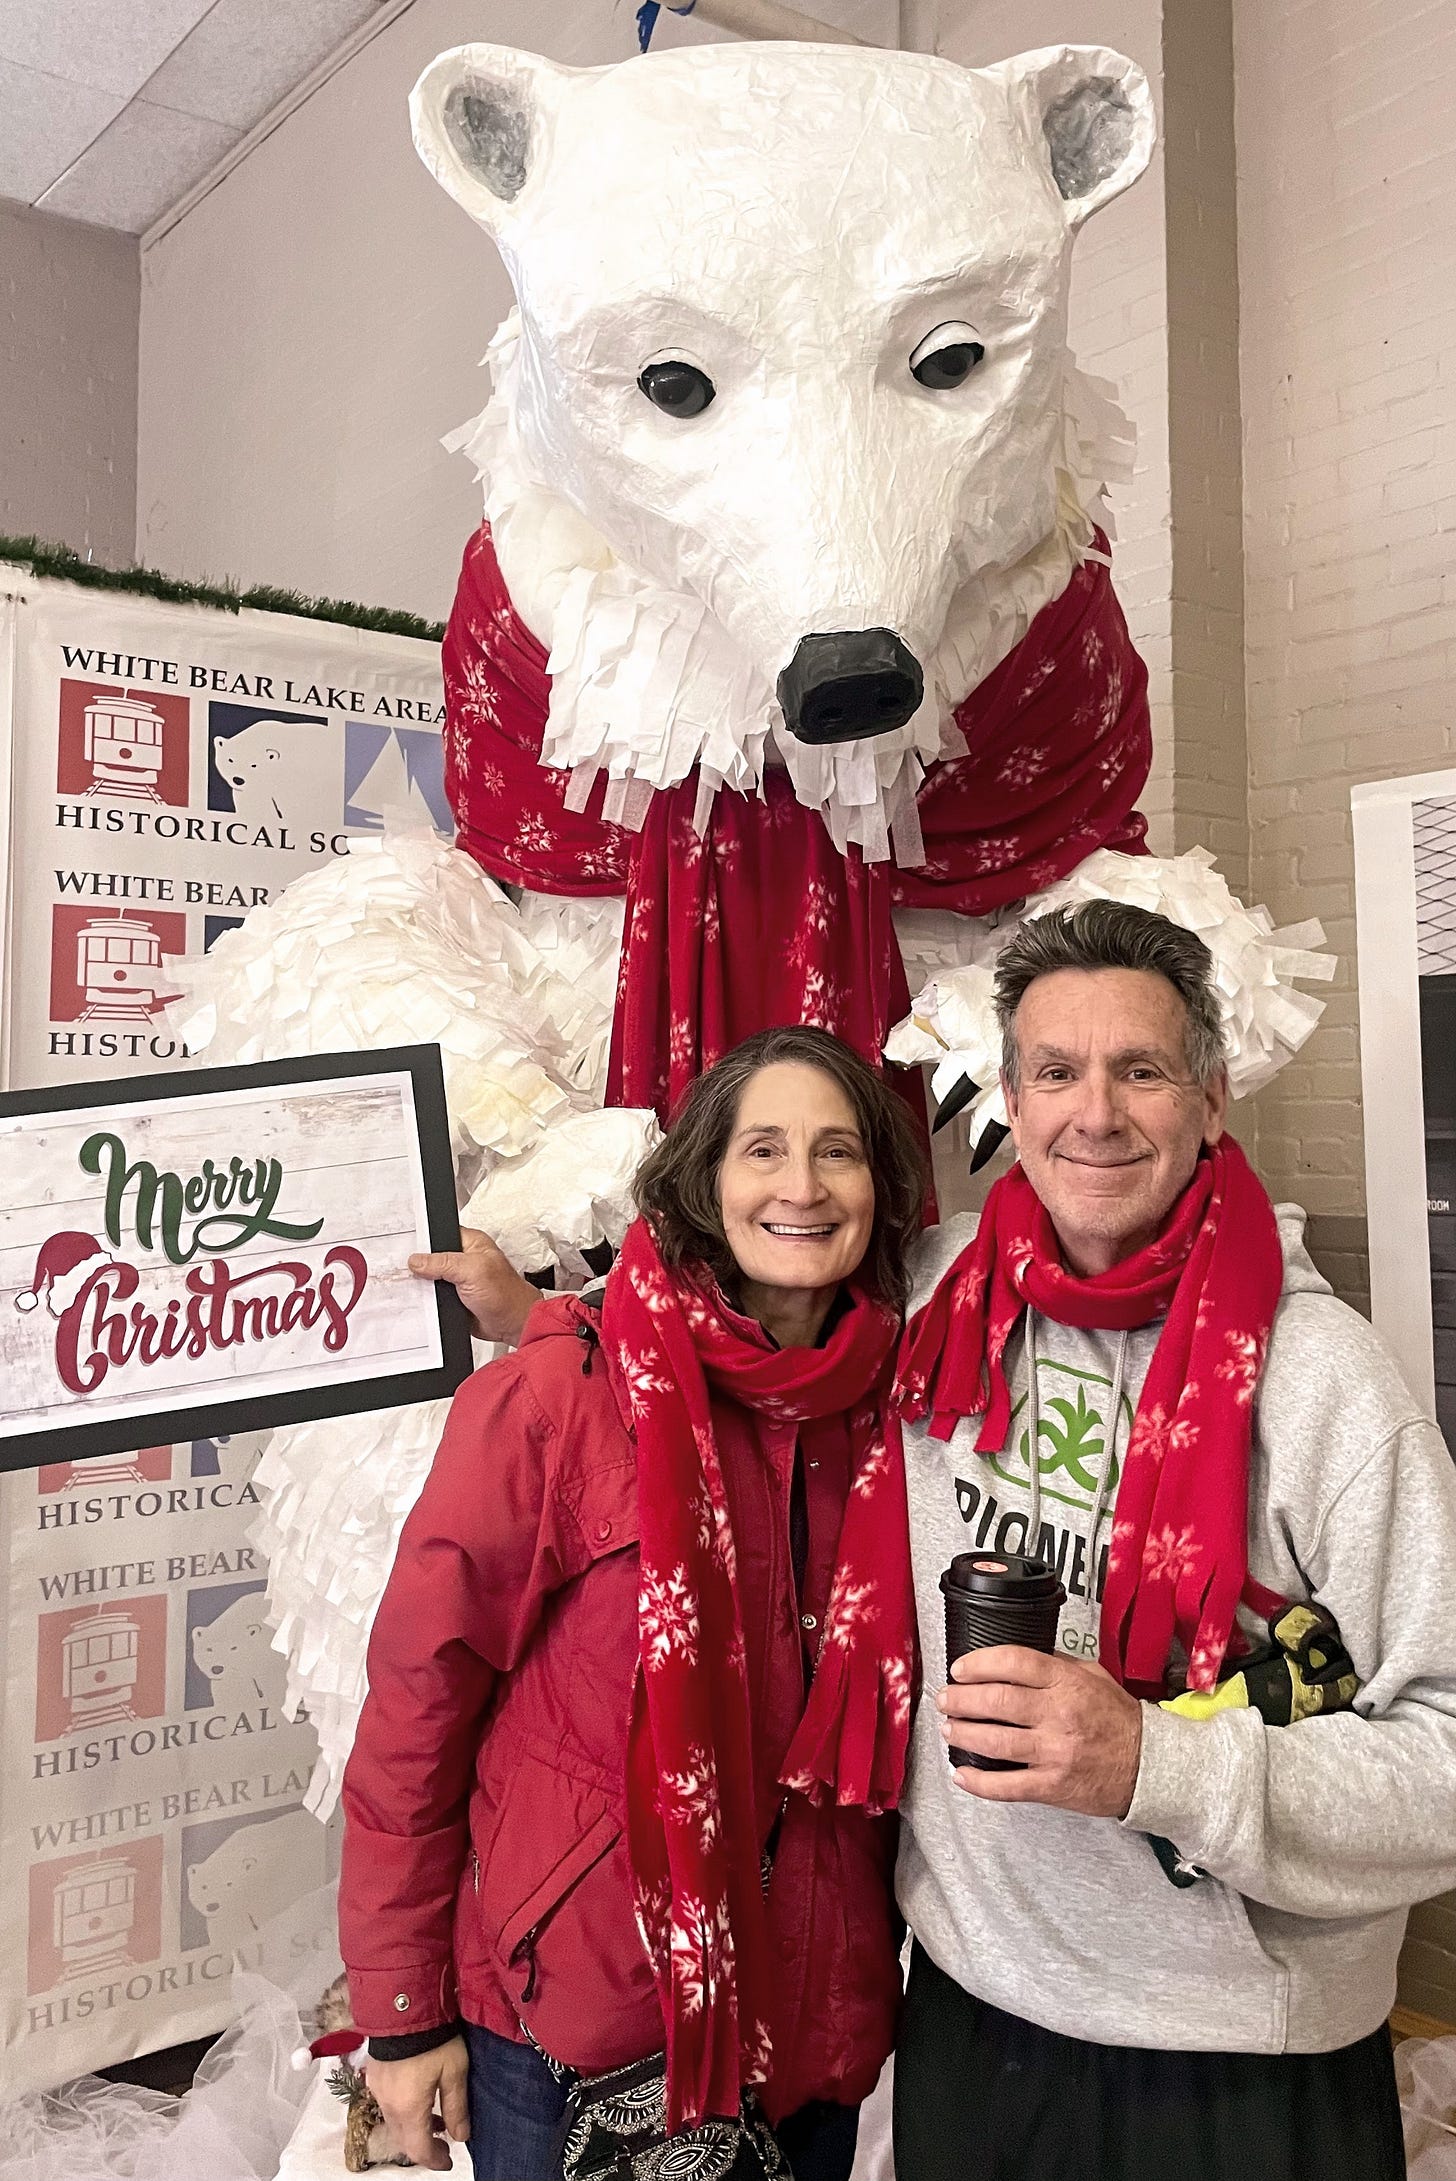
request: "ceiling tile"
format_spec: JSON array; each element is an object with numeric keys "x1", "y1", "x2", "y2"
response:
[
  {"x1": 37, "y1": 96, "x2": 240, "y2": 233},
  {"x1": 0, "y1": 0, "x2": 213, "y2": 99},
  {"x1": 144, "y1": 0, "x2": 384, "y2": 129},
  {"x1": 0, "y1": 59, "x2": 124, "y2": 202}
]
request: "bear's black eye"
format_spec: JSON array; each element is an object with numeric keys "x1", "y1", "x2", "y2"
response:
[
  {"x1": 910, "y1": 322, "x2": 985, "y2": 390},
  {"x1": 638, "y1": 360, "x2": 715, "y2": 417}
]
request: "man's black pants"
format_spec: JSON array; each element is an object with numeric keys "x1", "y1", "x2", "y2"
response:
[{"x1": 893, "y1": 1942, "x2": 1406, "y2": 2181}]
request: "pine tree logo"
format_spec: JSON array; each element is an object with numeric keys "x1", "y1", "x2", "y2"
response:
[{"x1": 990, "y1": 1364, "x2": 1127, "y2": 1509}]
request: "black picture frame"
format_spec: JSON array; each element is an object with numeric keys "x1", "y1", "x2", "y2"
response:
[{"x1": 0, "y1": 1044, "x2": 473, "y2": 1473}]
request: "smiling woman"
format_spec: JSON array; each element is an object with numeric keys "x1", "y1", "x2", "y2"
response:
[
  {"x1": 340, "y1": 1026, "x2": 927, "y2": 2181},
  {"x1": 717, "y1": 1067, "x2": 877, "y2": 1348},
  {"x1": 634, "y1": 1023, "x2": 926, "y2": 1332}
]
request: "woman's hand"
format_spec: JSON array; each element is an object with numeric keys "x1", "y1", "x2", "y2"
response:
[
  {"x1": 365, "y1": 2036, "x2": 470, "y2": 2171},
  {"x1": 411, "y1": 1227, "x2": 538, "y2": 1347}
]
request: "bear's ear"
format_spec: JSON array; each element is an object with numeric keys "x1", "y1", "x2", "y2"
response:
[
  {"x1": 410, "y1": 44, "x2": 570, "y2": 235},
  {"x1": 990, "y1": 46, "x2": 1155, "y2": 227}
]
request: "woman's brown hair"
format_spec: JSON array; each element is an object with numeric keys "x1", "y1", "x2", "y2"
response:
[{"x1": 633, "y1": 1025, "x2": 928, "y2": 1309}]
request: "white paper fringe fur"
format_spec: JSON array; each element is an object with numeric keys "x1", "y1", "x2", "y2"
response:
[
  {"x1": 165, "y1": 829, "x2": 625, "y2": 1192},
  {"x1": 447, "y1": 312, "x2": 1133, "y2": 867},
  {"x1": 250, "y1": 1107, "x2": 658, "y2": 1819},
  {"x1": 886, "y1": 848, "x2": 1337, "y2": 1149},
  {"x1": 463, "y1": 1105, "x2": 661, "y2": 1282},
  {"x1": 251, "y1": 1396, "x2": 458, "y2": 1818},
  {"x1": 165, "y1": 832, "x2": 651, "y2": 1817}
]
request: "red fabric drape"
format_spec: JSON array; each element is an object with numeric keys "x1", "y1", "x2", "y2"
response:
[
  {"x1": 602, "y1": 1220, "x2": 911, "y2": 2129},
  {"x1": 442, "y1": 530, "x2": 1151, "y2": 1119}
]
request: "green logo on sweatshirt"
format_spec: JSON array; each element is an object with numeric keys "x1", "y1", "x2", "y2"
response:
[{"x1": 988, "y1": 1358, "x2": 1133, "y2": 1512}]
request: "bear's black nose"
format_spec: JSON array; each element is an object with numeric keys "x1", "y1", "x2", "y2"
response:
[{"x1": 777, "y1": 630, "x2": 924, "y2": 744}]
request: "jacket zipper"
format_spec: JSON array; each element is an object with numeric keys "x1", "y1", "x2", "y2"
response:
[{"x1": 513, "y1": 1922, "x2": 541, "y2": 2001}]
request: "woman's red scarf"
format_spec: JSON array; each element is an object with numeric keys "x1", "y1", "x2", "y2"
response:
[
  {"x1": 600, "y1": 1219, "x2": 914, "y2": 2131},
  {"x1": 897, "y1": 1140, "x2": 1285, "y2": 1696},
  {"x1": 442, "y1": 529, "x2": 1151, "y2": 1120}
]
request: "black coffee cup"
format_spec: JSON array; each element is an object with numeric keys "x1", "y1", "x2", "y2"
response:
[{"x1": 939, "y1": 1551, "x2": 1067, "y2": 1772}]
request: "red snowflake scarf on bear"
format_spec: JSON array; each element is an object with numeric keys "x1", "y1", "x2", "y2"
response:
[
  {"x1": 600, "y1": 1218, "x2": 913, "y2": 2131},
  {"x1": 897, "y1": 1140, "x2": 1285, "y2": 1697},
  {"x1": 442, "y1": 528, "x2": 1151, "y2": 1120}
]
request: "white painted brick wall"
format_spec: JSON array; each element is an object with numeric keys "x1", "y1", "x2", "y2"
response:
[{"x1": 1236, "y1": 0, "x2": 1456, "y2": 1225}]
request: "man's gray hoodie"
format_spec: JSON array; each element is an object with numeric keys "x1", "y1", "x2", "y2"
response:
[{"x1": 897, "y1": 1205, "x2": 1456, "y2": 2053}]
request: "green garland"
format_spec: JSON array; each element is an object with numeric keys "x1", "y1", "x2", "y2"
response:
[{"x1": 0, "y1": 534, "x2": 445, "y2": 645}]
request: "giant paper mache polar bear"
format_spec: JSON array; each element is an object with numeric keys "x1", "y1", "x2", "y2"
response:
[{"x1": 170, "y1": 37, "x2": 1334, "y2": 1815}]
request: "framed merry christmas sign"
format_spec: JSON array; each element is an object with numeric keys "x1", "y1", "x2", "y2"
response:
[{"x1": 0, "y1": 1046, "x2": 471, "y2": 1471}]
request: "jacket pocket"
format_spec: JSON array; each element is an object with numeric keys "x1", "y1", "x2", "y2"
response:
[{"x1": 499, "y1": 1808, "x2": 621, "y2": 1999}]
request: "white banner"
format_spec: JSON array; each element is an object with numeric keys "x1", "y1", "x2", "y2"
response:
[{"x1": 0, "y1": 565, "x2": 444, "y2": 2094}]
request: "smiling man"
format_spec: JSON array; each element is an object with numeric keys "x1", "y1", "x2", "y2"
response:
[{"x1": 892, "y1": 900, "x2": 1456, "y2": 2181}]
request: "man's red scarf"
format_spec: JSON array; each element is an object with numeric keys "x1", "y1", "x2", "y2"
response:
[
  {"x1": 600, "y1": 1219, "x2": 914, "y2": 2130},
  {"x1": 443, "y1": 529, "x2": 1151, "y2": 1119},
  {"x1": 897, "y1": 1140, "x2": 1285, "y2": 1696}
]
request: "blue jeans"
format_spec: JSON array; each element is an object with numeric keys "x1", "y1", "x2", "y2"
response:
[
  {"x1": 464, "y1": 2022, "x2": 570, "y2": 2180},
  {"x1": 463, "y1": 2023, "x2": 859, "y2": 2181}
]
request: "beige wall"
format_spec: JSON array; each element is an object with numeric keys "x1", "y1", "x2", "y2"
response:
[
  {"x1": 0, "y1": 199, "x2": 138, "y2": 566},
  {"x1": 136, "y1": 0, "x2": 896, "y2": 619}
]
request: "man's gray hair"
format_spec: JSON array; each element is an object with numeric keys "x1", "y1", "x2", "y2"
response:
[{"x1": 994, "y1": 900, "x2": 1226, "y2": 1090}]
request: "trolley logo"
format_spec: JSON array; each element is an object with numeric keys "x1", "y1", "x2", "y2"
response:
[
  {"x1": 49, "y1": 905, "x2": 186, "y2": 1028},
  {"x1": 15, "y1": 1126, "x2": 367, "y2": 1397},
  {"x1": 35, "y1": 1593, "x2": 170, "y2": 1743},
  {"x1": 27, "y1": 1836, "x2": 164, "y2": 1996},
  {"x1": 56, "y1": 679, "x2": 191, "y2": 809}
]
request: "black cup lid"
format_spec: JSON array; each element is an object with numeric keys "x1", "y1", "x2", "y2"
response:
[{"x1": 941, "y1": 1551, "x2": 1064, "y2": 1602}]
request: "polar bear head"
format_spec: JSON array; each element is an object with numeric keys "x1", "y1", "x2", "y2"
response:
[
  {"x1": 185, "y1": 1810, "x2": 322, "y2": 1934},
  {"x1": 191, "y1": 1592, "x2": 271, "y2": 1692},
  {"x1": 214, "y1": 720, "x2": 291, "y2": 815},
  {"x1": 185, "y1": 1825, "x2": 269, "y2": 1925},
  {"x1": 412, "y1": 40, "x2": 1153, "y2": 858}
]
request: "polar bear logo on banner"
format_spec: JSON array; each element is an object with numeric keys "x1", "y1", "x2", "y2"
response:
[
  {"x1": 172, "y1": 37, "x2": 1333, "y2": 1815},
  {"x1": 211, "y1": 714, "x2": 336, "y2": 833},
  {"x1": 184, "y1": 1809, "x2": 327, "y2": 1949},
  {"x1": 190, "y1": 1590, "x2": 278, "y2": 1711}
]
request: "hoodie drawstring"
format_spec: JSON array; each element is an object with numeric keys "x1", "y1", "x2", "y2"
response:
[{"x1": 1024, "y1": 1314, "x2": 1128, "y2": 1607}]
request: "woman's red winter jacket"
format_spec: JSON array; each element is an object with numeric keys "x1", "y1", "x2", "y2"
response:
[{"x1": 338, "y1": 1294, "x2": 901, "y2": 2123}]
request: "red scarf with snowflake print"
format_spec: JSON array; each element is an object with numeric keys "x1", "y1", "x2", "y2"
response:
[
  {"x1": 442, "y1": 527, "x2": 1150, "y2": 1121},
  {"x1": 600, "y1": 1218, "x2": 913, "y2": 2131},
  {"x1": 897, "y1": 1140, "x2": 1285, "y2": 1696}
]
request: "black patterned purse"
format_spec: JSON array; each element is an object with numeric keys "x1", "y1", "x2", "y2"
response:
[{"x1": 559, "y1": 2051, "x2": 792, "y2": 2181}]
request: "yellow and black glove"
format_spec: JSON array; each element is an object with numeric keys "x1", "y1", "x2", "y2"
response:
[{"x1": 1147, "y1": 1601, "x2": 1359, "y2": 1887}]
